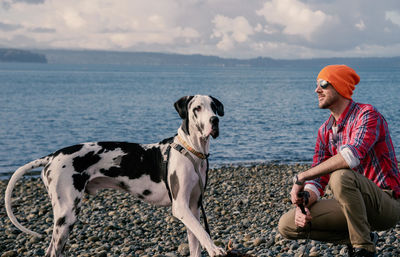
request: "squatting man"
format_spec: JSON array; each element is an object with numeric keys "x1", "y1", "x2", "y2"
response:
[{"x1": 278, "y1": 65, "x2": 400, "y2": 257}]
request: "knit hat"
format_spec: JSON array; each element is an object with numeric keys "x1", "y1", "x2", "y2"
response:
[{"x1": 317, "y1": 65, "x2": 360, "y2": 99}]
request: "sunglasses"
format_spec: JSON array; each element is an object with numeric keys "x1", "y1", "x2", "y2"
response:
[{"x1": 317, "y1": 79, "x2": 332, "y2": 89}]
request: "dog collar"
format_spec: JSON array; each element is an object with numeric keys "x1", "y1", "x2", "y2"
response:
[{"x1": 177, "y1": 135, "x2": 208, "y2": 160}]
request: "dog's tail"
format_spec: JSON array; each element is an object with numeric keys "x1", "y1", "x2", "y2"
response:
[{"x1": 5, "y1": 157, "x2": 50, "y2": 238}]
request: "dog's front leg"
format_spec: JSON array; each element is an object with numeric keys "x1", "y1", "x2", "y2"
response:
[
  {"x1": 187, "y1": 205, "x2": 202, "y2": 257},
  {"x1": 173, "y1": 201, "x2": 225, "y2": 256},
  {"x1": 171, "y1": 186, "x2": 225, "y2": 257}
]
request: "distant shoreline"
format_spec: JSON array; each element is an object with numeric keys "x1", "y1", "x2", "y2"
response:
[
  {"x1": 38, "y1": 49, "x2": 400, "y2": 67},
  {"x1": 1, "y1": 47, "x2": 399, "y2": 67}
]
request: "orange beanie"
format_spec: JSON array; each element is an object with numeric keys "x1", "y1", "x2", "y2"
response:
[{"x1": 317, "y1": 65, "x2": 360, "y2": 99}]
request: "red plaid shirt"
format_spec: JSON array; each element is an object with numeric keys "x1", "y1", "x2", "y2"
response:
[{"x1": 306, "y1": 101, "x2": 400, "y2": 199}]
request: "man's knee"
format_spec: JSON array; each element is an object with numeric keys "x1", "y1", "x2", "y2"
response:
[
  {"x1": 278, "y1": 209, "x2": 298, "y2": 239},
  {"x1": 329, "y1": 169, "x2": 355, "y2": 197}
]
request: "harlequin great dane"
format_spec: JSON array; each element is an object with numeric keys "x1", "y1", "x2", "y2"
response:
[{"x1": 5, "y1": 95, "x2": 226, "y2": 257}]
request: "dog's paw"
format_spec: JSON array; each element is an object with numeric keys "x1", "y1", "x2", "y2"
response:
[{"x1": 207, "y1": 246, "x2": 226, "y2": 257}]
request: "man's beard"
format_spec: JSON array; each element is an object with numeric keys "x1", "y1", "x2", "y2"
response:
[{"x1": 319, "y1": 93, "x2": 340, "y2": 109}]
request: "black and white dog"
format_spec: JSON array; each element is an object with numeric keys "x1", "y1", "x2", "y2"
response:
[{"x1": 5, "y1": 95, "x2": 226, "y2": 257}]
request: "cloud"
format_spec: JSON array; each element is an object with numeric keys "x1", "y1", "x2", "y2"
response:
[
  {"x1": 109, "y1": 26, "x2": 200, "y2": 48},
  {"x1": 1, "y1": 0, "x2": 44, "y2": 9},
  {"x1": 62, "y1": 9, "x2": 86, "y2": 29},
  {"x1": 0, "y1": 0, "x2": 202, "y2": 50},
  {"x1": 0, "y1": 21, "x2": 22, "y2": 31},
  {"x1": 355, "y1": 20, "x2": 366, "y2": 31},
  {"x1": 386, "y1": 11, "x2": 400, "y2": 27},
  {"x1": 28, "y1": 27, "x2": 56, "y2": 33},
  {"x1": 212, "y1": 15, "x2": 254, "y2": 51},
  {"x1": 13, "y1": 0, "x2": 44, "y2": 3},
  {"x1": 256, "y1": 0, "x2": 331, "y2": 39}
]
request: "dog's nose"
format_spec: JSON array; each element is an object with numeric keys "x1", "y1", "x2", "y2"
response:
[{"x1": 210, "y1": 116, "x2": 219, "y2": 125}]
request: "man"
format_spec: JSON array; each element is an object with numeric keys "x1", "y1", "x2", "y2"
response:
[{"x1": 278, "y1": 65, "x2": 400, "y2": 257}]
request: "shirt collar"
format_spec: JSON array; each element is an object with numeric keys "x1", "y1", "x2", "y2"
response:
[{"x1": 326, "y1": 100, "x2": 356, "y2": 130}]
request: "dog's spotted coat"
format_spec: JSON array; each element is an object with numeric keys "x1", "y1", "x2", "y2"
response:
[{"x1": 5, "y1": 95, "x2": 225, "y2": 257}]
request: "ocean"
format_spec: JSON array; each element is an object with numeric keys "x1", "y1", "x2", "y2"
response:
[{"x1": 1, "y1": 62, "x2": 399, "y2": 178}]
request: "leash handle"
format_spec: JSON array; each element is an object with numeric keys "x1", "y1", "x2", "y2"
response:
[
  {"x1": 297, "y1": 191, "x2": 311, "y2": 257},
  {"x1": 297, "y1": 191, "x2": 310, "y2": 215}
]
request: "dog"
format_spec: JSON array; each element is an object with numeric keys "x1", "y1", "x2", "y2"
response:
[{"x1": 5, "y1": 95, "x2": 226, "y2": 257}]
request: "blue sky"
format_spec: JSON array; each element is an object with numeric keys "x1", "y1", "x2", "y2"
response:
[{"x1": 1, "y1": 0, "x2": 400, "y2": 59}]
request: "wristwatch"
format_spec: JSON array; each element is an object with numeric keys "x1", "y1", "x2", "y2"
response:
[{"x1": 293, "y1": 175, "x2": 305, "y2": 186}]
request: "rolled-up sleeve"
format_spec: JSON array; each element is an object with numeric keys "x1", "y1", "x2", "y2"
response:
[
  {"x1": 340, "y1": 109, "x2": 381, "y2": 165},
  {"x1": 339, "y1": 146, "x2": 359, "y2": 168}
]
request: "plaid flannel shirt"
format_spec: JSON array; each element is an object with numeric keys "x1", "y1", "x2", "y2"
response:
[{"x1": 305, "y1": 101, "x2": 400, "y2": 199}]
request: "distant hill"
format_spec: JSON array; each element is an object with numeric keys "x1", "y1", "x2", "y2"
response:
[
  {"x1": 35, "y1": 49, "x2": 269, "y2": 66},
  {"x1": 34, "y1": 49, "x2": 400, "y2": 69},
  {"x1": 0, "y1": 48, "x2": 47, "y2": 63},
  {"x1": 1, "y1": 48, "x2": 398, "y2": 69}
]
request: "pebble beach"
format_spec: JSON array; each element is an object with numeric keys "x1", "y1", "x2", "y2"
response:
[{"x1": 1, "y1": 163, "x2": 400, "y2": 257}]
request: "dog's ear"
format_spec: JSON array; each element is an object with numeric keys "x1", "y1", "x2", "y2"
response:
[
  {"x1": 210, "y1": 96, "x2": 224, "y2": 117},
  {"x1": 174, "y1": 96, "x2": 194, "y2": 119}
]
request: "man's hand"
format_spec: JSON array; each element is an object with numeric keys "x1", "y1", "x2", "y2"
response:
[
  {"x1": 290, "y1": 183, "x2": 305, "y2": 205},
  {"x1": 295, "y1": 206, "x2": 312, "y2": 227}
]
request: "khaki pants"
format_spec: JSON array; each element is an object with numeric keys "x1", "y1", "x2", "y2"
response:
[{"x1": 278, "y1": 169, "x2": 400, "y2": 252}]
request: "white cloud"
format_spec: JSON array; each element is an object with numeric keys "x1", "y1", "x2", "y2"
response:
[
  {"x1": 108, "y1": 26, "x2": 200, "y2": 48},
  {"x1": 0, "y1": 0, "x2": 202, "y2": 50},
  {"x1": 351, "y1": 43, "x2": 400, "y2": 57},
  {"x1": 256, "y1": 0, "x2": 331, "y2": 39},
  {"x1": 355, "y1": 20, "x2": 366, "y2": 31},
  {"x1": 254, "y1": 23, "x2": 263, "y2": 33},
  {"x1": 386, "y1": 11, "x2": 400, "y2": 27},
  {"x1": 148, "y1": 15, "x2": 166, "y2": 29},
  {"x1": 212, "y1": 15, "x2": 254, "y2": 51},
  {"x1": 63, "y1": 9, "x2": 86, "y2": 29}
]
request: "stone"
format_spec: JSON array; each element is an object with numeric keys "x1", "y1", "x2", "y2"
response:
[
  {"x1": 178, "y1": 243, "x2": 190, "y2": 256},
  {"x1": 253, "y1": 237, "x2": 266, "y2": 246},
  {"x1": 1, "y1": 251, "x2": 17, "y2": 257}
]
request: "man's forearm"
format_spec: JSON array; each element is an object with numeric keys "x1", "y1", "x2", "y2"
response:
[{"x1": 298, "y1": 153, "x2": 349, "y2": 183}]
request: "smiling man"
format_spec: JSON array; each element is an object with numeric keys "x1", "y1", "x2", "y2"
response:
[{"x1": 278, "y1": 65, "x2": 400, "y2": 257}]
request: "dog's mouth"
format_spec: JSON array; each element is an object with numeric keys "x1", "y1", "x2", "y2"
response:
[{"x1": 209, "y1": 126, "x2": 219, "y2": 139}]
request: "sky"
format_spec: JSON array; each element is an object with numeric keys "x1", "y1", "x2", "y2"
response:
[{"x1": 1, "y1": 0, "x2": 400, "y2": 59}]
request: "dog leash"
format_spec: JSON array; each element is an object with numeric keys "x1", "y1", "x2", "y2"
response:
[
  {"x1": 162, "y1": 141, "x2": 211, "y2": 235},
  {"x1": 297, "y1": 191, "x2": 311, "y2": 257}
]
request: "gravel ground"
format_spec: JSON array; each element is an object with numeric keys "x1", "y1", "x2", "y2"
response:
[{"x1": 1, "y1": 163, "x2": 400, "y2": 257}]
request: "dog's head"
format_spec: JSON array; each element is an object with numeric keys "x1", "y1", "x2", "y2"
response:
[{"x1": 174, "y1": 95, "x2": 224, "y2": 139}]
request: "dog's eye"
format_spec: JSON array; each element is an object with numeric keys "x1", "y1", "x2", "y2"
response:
[{"x1": 194, "y1": 106, "x2": 202, "y2": 112}]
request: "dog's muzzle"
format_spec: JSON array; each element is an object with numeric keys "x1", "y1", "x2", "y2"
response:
[{"x1": 210, "y1": 116, "x2": 219, "y2": 139}]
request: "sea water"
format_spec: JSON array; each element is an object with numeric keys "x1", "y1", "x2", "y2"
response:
[{"x1": 1, "y1": 62, "x2": 399, "y2": 178}]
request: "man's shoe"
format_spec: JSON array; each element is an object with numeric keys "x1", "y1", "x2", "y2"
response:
[
  {"x1": 347, "y1": 244, "x2": 354, "y2": 257},
  {"x1": 370, "y1": 232, "x2": 378, "y2": 245},
  {"x1": 347, "y1": 232, "x2": 378, "y2": 257},
  {"x1": 353, "y1": 248, "x2": 376, "y2": 257}
]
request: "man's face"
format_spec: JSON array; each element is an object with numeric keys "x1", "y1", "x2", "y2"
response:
[{"x1": 315, "y1": 80, "x2": 341, "y2": 109}]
